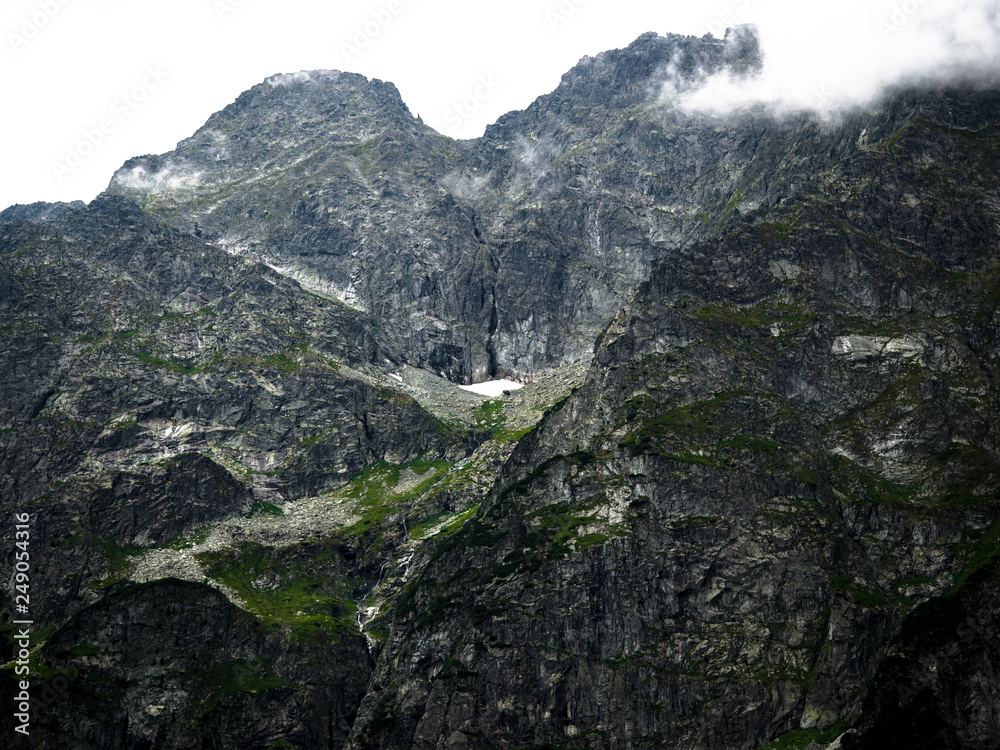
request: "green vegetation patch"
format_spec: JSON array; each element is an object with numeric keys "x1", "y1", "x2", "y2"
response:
[
  {"x1": 694, "y1": 298, "x2": 816, "y2": 330},
  {"x1": 759, "y1": 721, "x2": 846, "y2": 750},
  {"x1": 927, "y1": 442, "x2": 1000, "y2": 504},
  {"x1": 716, "y1": 189, "x2": 745, "y2": 231},
  {"x1": 829, "y1": 455, "x2": 919, "y2": 507},
  {"x1": 426, "y1": 518, "x2": 508, "y2": 564},
  {"x1": 128, "y1": 348, "x2": 202, "y2": 375},
  {"x1": 68, "y1": 642, "x2": 106, "y2": 657},
  {"x1": 226, "y1": 339, "x2": 337, "y2": 374},
  {"x1": 952, "y1": 520, "x2": 1000, "y2": 594},
  {"x1": 619, "y1": 389, "x2": 811, "y2": 475},
  {"x1": 753, "y1": 205, "x2": 804, "y2": 243},
  {"x1": 166, "y1": 526, "x2": 213, "y2": 550},
  {"x1": 832, "y1": 572, "x2": 892, "y2": 610},
  {"x1": 409, "y1": 503, "x2": 481, "y2": 541},
  {"x1": 493, "y1": 425, "x2": 536, "y2": 443},
  {"x1": 262, "y1": 352, "x2": 301, "y2": 373},
  {"x1": 92, "y1": 537, "x2": 146, "y2": 588},
  {"x1": 671, "y1": 515, "x2": 722, "y2": 529},
  {"x1": 73, "y1": 333, "x2": 106, "y2": 344},
  {"x1": 492, "y1": 500, "x2": 626, "y2": 579},
  {"x1": 622, "y1": 391, "x2": 741, "y2": 457},
  {"x1": 251, "y1": 499, "x2": 285, "y2": 517},
  {"x1": 195, "y1": 542, "x2": 356, "y2": 641},
  {"x1": 472, "y1": 399, "x2": 507, "y2": 434},
  {"x1": 336, "y1": 456, "x2": 452, "y2": 537}
]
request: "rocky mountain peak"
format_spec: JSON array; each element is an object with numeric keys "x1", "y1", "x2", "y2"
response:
[
  {"x1": 542, "y1": 27, "x2": 763, "y2": 116},
  {"x1": 107, "y1": 67, "x2": 419, "y2": 206}
]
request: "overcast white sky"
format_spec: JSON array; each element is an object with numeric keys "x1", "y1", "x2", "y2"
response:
[{"x1": 2, "y1": 0, "x2": 998, "y2": 211}]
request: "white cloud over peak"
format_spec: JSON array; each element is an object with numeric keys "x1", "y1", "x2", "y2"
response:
[{"x1": 677, "y1": 0, "x2": 1000, "y2": 114}]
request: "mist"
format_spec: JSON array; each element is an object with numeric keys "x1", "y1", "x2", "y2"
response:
[{"x1": 679, "y1": 0, "x2": 1000, "y2": 114}]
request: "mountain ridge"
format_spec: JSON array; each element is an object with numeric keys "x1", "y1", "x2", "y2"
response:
[{"x1": 2, "y1": 27, "x2": 1000, "y2": 749}]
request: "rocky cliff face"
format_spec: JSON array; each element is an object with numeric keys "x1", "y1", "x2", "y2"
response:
[
  {"x1": 343, "y1": 83, "x2": 1000, "y2": 748},
  {"x1": 3, "y1": 27, "x2": 1000, "y2": 750},
  {"x1": 0, "y1": 195, "x2": 461, "y2": 630},
  {"x1": 29, "y1": 578, "x2": 372, "y2": 749},
  {"x1": 103, "y1": 28, "x2": 895, "y2": 383}
]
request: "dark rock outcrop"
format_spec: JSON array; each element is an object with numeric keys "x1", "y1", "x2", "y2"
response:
[{"x1": 24, "y1": 578, "x2": 371, "y2": 750}]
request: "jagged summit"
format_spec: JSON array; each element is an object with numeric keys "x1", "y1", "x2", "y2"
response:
[
  {"x1": 519, "y1": 27, "x2": 763, "y2": 120},
  {"x1": 102, "y1": 29, "x2": 878, "y2": 385},
  {"x1": 0, "y1": 199, "x2": 86, "y2": 223},
  {"x1": 109, "y1": 67, "x2": 417, "y2": 198}
]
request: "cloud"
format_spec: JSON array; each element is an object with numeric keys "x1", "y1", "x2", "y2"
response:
[
  {"x1": 112, "y1": 163, "x2": 203, "y2": 193},
  {"x1": 265, "y1": 70, "x2": 343, "y2": 88},
  {"x1": 674, "y1": 0, "x2": 1000, "y2": 114}
]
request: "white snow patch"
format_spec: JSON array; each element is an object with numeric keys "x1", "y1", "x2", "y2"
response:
[{"x1": 459, "y1": 380, "x2": 524, "y2": 398}]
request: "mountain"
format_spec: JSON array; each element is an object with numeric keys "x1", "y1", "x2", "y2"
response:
[
  {"x1": 3, "y1": 26, "x2": 1000, "y2": 749},
  {"x1": 103, "y1": 28, "x2": 825, "y2": 382},
  {"x1": 350, "y1": 83, "x2": 1000, "y2": 748}
]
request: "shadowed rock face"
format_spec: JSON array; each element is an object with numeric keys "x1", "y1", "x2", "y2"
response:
[
  {"x1": 27, "y1": 579, "x2": 373, "y2": 750},
  {"x1": 3, "y1": 27, "x2": 1000, "y2": 750},
  {"x1": 339, "y1": 86, "x2": 1000, "y2": 749}
]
